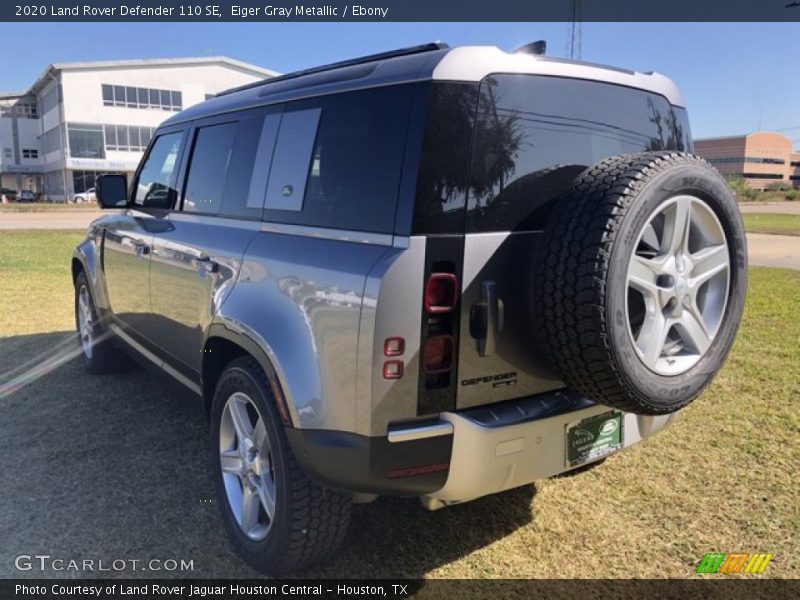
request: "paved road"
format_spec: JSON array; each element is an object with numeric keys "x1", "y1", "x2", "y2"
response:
[
  {"x1": 0, "y1": 210, "x2": 107, "y2": 230},
  {"x1": 739, "y1": 202, "x2": 800, "y2": 215},
  {"x1": 746, "y1": 233, "x2": 800, "y2": 270}
]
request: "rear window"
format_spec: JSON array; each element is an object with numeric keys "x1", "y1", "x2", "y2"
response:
[{"x1": 466, "y1": 74, "x2": 687, "y2": 232}]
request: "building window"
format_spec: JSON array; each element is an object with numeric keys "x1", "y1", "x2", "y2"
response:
[
  {"x1": 22, "y1": 149, "x2": 38, "y2": 159},
  {"x1": 103, "y1": 84, "x2": 182, "y2": 111},
  {"x1": 741, "y1": 173, "x2": 783, "y2": 180},
  {"x1": 791, "y1": 161, "x2": 800, "y2": 167},
  {"x1": 3, "y1": 148, "x2": 12, "y2": 160},
  {"x1": 15, "y1": 102, "x2": 39, "y2": 119},
  {"x1": 790, "y1": 175, "x2": 800, "y2": 181},
  {"x1": 104, "y1": 124, "x2": 156, "y2": 152},
  {"x1": 707, "y1": 156, "x2": 786, "y2": 165},
  {"x1": 67, "y1": 123, "x2": 105, "y2": 159},
  {"x1": 102, "y1": 84, "x2": 113, "y2": 106}
]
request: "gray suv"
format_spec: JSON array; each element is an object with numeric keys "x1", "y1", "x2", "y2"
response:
[{"x1": 73, "y1": 43, "x2": 746, "y2": 574}]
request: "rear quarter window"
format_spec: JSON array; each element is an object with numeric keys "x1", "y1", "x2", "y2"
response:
[
  {"x1": 262, "y1": 85, "x2": 414, "y2": 234},
  {"x1": 467, "y1": 74, "x2": 686, "y2": 233}
]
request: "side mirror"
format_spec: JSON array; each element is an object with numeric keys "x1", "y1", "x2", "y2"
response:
[{"x1": 96, "y1": 174, "x2": 128, "y2": 208}]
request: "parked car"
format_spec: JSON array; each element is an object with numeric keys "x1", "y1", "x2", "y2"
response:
[
  {"x1": 73, "y1": 42, "x2": 747, "y2": 574},
  {"x1": 0, "y1": 188, "x2": 16, "y2": 203},
  {"x1": 17, "y1": 189, "x2": 37, "y2": 202},
  {"x1": 73, "y1": 188, "x2": 96, "y2": 204}
]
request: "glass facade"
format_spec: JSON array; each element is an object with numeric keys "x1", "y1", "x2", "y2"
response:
[{"x1": 67, "y1": 123, "x2": 105, "y2": 159}]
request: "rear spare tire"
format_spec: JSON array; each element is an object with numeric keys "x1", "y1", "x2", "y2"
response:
[{"x1": 538, "y1": 152, "x2": 747, "y2": 414}]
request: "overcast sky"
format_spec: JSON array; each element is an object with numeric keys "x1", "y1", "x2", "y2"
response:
[{"x1": 1, "y1": 22, "x2": 798, "y2": 145}]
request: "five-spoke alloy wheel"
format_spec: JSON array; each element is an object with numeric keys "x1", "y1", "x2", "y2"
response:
[
  {"x1": 210, "y1": 356, "x2": 351, "y2": 575},
  {"x1": 219, "y1": 392, "x2": 277, "y2": 541},
  {"x1": 626, "y1": 195, "x2": 730, "y2": 376}
]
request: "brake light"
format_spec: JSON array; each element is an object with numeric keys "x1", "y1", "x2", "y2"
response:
[
  {"x1": 424, "y1": 273, "x2": 458, "y2": 314},
  {"x1": 422, "y1": 334, "x2": 455, "y2": 374},
  {"x1": 383, "y1": 360, "x2": 404, "y2": 379}
]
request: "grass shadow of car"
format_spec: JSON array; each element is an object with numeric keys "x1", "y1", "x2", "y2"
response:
[{"x1": 0, "y1": 331, "x2": 535, "y2": 579}]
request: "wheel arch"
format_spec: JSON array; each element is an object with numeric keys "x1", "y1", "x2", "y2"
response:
[{"x1": 202, "y1": 323, "x2": 296, "y2": 428}]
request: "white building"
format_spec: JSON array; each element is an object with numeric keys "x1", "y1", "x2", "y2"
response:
[{"x1": 0, "y1": 57, "x2": 276, "y2": 201}]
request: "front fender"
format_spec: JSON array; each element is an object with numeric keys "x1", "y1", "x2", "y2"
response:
[{"x1": 72, "y1": 226, "x2": 109, "y2": 311}]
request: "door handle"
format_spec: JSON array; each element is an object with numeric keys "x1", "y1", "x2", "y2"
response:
[
  {"x1": 469, "y1": 281, "x2": 504, "y2": 357},
  {"x1": 193, "y1": 256, "x2": 218, "y2": 274},
  {"x1": 132, "y1": 240, "x2": 150, "y2": 256}
]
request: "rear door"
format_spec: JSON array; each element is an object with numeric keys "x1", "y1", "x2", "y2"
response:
[
  {"x1": 148, "y1": 107, "x2": 280, "y2": 378},
  {"x1": 457, "y1": 74, "x2": 683, "y2": 409}
]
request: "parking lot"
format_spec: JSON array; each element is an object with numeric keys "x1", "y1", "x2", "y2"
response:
[{"x1": 0, "y1": 230, "x2": 797, "y2": 579}]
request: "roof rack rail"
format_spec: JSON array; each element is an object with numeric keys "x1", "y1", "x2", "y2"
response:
[{"x1": 216, "y1": 42, "x2": 449, "y2": 97}]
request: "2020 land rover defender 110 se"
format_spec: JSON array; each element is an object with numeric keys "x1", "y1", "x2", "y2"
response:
[{"x1": 73, "y1": 43, "x2": 747, "y2": 574}]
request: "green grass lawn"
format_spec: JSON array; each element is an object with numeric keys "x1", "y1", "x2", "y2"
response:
[
  {"x1": 0, "y1": 230, "x2": 798, "y2": 579},
  {"x1": 743, "y1": 213, "x2": 800, "y2": 236}
]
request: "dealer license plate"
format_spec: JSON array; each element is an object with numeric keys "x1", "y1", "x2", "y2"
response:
[{"x1": 566, "y1": 411, "x2": 623, "y2": 468}]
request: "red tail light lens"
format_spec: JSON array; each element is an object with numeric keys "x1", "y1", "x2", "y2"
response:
[
  {"x1": 383, "y1": 360, "x2": 404, "y2": 379},
  {"x1": 383, "y1": 337, "x2": 405, "y2": 356},
  {"x1": 422, "y1": 334, "x2": 455, "y2": 374},
  {"x1": 424, "y1": 273, "x2": 458, "y2": 314}
]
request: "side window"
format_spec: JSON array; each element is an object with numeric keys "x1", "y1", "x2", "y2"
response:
[
  {"x1": 133, "y1": 132, "x2": 183, "y2": 208},
  {"x1": 264, "y1": 108, "x2": 321, "y2": 211},
  {"x1": 263, "y1": 85, "x2": 414, "y2": 233},
  {"x1": 466, "y1": 75, "x2": 679, "y2": 232},
  {"x1": 182, "y1": 122, "x2": 237, "y2": 214}
]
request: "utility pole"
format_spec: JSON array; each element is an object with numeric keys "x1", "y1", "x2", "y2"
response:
[{"x1": 567, "y1": 0, "x2": 583, "y2": 60}]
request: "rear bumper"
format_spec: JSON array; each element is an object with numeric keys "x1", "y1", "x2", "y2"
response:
[
  {"x1": 425, "y1": 395, "x2": 675, "y2": 506},
  {"x1": 286, "y1": 389, "x2": 675, "y2": 502}
]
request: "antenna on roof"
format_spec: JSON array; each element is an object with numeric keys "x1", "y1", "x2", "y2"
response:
[{"x1": 515, "y1": 40, "x2": 547, "y2": 56}]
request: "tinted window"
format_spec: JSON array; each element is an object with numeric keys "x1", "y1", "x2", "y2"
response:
[
  {"x1": 263, "y1": 85, "x2": 414, "y2": 233},
  {"x1": 182, "y1": 122, "x2": 237, "y2": 214},
  {"x1": 467, "y1": 75, "x2": 683, "y2": 232},
  {"x1": 411, "y1": 82, "x2": 479, "y2": 234},
  {"x1": 219, "y1": 111, "x2": 281, "y2": 219},
  {"x1": 134, "y1": 132, "x2": 182, "y2": 208},
  {"x1": 673, "y1": 107, "x2": 693, "y2": 152},
  {"x1": 264, "y1": 108, "x2": 321, "y2": 211},
  {"x1": 102, "y1": 84, "x2": 113, "y2": 105}
]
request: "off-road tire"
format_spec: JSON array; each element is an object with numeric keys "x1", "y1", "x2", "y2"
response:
[
  {"x1": 538, "y1": 152, "x2": 747, "y2": 414},
  {"x1": 210, "y1": 356, "x2": 351, "y2": 575}
]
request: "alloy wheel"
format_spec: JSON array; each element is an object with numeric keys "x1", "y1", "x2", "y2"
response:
[
  {"x1": 219, "y1": 392, "x2": 276, "y2": 541},
  {"x1": 77, "y1": 286, "x2": 94, "y2": 359},
  {"x1": 625, "y1": 195, "x2": 730, "y2": 376}
]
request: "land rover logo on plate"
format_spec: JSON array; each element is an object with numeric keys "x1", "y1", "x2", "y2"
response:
[
  {"x1": 600, "y1": 419, "x2": 618, "y2": 435},
  {"x1": 566, "y1": 411, "x2": 623, "y2": 468}
]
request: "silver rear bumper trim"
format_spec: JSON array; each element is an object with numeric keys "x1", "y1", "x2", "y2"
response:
[{"x1": 387, "y1": 422, "x2": 454, "y2": 443}]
